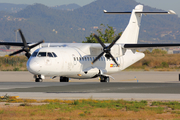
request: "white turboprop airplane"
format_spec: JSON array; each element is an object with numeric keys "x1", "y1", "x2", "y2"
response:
[{"x1": 0, "y1": 5, "x2": 180, "y2": 82}]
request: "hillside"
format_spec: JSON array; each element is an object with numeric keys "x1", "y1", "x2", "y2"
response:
[
  {"x1": 52, "y1": 3, "x2": 81, "y2": 11},
  {"x1": 0, "y1": 3, "x2": 27, "y2": 13},
  {"x1": 0, "y1": 0, "x2": 180, "y2": 43},
  {"x1": 0, "y1": 3, "x2": 80, "y2": 13}
]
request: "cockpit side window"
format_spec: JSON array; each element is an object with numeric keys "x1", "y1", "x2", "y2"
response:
[
  {"x1": 31, "y1": 52, "x2": 38, "y2": 57},
  {"x1": 47, "y1": 52, "x2": 53, "y2": 57},
  {"x1": 37, "y1": 52, "x2": 46, "y2": 57},
  {"x1": 52, "y1": 52, "x2": 57, "y2": 57}
]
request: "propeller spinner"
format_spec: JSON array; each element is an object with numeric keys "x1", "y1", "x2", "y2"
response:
[
  {"x1": 92, "y1": 34, "x2": 120, "y2": 67},
  {"x1": 9, "y1": 29, "x2": 44, "y2": 58}
]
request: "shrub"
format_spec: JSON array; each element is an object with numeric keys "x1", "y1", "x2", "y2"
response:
[
  {"x1": 161, "y1": 62, "x2": 169, "y2": 68},
  {"x1": 20, "y1": 103, "x2": 31, "y2": 106},
  {"x1": 13, "y1": 67, "x2": 19, "y2": 71}
]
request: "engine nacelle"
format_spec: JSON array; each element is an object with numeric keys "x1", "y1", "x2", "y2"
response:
[{"x1": 80, "y1": 68, "x2": 100, "y2": 79}]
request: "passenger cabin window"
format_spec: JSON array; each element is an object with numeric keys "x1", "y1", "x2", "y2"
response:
[
  {"x1": 31, "y1": 52, "x2": 38, "y2": 57},
  {"x1": 38, "y1": 52, "x2": 46, "y2": 57}
]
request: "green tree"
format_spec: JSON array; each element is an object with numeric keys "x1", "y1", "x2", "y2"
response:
[{"x1": 82, "y1": 24, "x2": 122, "y2": 43}]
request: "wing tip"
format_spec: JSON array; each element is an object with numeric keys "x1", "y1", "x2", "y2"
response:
[
  {"x1": 103, "y1": 10, "x2": 107, "y2": 13},
  {"x1": 168, "y1": 10, "x2": 176, "y2": 14}
]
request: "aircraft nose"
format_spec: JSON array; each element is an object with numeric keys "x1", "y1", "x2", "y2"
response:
[{"x1": 27, "y1": 59, "x2": 40, "y2": 74}]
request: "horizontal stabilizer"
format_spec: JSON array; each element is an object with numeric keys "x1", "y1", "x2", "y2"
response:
[
  {"x1": 104, "y1": 10, "x2": 176, "y2": 15},
  {"x1": 123, "y1": 44, "x2": 180, "y2": 48}
]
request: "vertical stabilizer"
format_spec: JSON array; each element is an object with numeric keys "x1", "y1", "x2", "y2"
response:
[
  {"x1": 117, "y1": 5, "x2": 143, "y2": 44},
  {"x1": 103, "y1": 5, "x2": 175, "y2": 44}
]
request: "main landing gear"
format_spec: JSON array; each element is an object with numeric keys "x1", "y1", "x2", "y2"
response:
[
  {"x1": 100, "y1": 76, "x2": 110, "y2": 83},
  {"x1": 60, "y1": 76, "x2": 69, "y2": 82}
]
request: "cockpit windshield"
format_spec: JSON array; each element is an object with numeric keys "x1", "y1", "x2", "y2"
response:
[
  {"x1": 31, "y1": 52, "x2": 57, "y2": 57},
  {"x1": 52, "y1": 52, "x2": 57, "y2": 57},
  {"x1": 31, "y1": 52, "x2": 38, "y2": 57},
  {"x1": 38, "y1": 52, "x2": 46, "y2": 57},
  {"x1": 47, "y1": 52, "x2": 53, "y2": 57}
]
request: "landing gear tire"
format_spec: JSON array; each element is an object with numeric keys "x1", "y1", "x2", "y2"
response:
[
  {"x1": 35, "y1": 78, "x2": 43, "y2": 82},
  {"x1": 100, "y1": 76, "x2": 110, "y2": 83},
  {"x1": 60, "y1": 77, "x2": 69, "y2": 82},
  {"x1": 34, "y1": 75, "x2": 44, "y2": 82}
]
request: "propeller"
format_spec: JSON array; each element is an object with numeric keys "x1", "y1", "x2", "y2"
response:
[
  {"x1": 92, "y1": 34, "x2": 120, "y2": 67},
  {"x1": 9, "y1": 29, "x2": 44, "y2": 58}
]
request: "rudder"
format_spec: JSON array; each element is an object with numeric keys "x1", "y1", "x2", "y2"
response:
[{"x1": 117, "y1": 5, "x2": 143, "y2": 44}]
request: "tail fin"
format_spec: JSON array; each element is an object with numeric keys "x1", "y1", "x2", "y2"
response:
[
  {"x1": 105, "y1": 5, "x2": 144, "y2": 44},
  {"x1": 104, "y1": 5, "x2": 176, "y2": 44},
  {"x1": 118, "y1": 5, "x2": 143, "y2": 44}
]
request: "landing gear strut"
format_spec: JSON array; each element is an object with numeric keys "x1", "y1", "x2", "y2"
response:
[
  {"x1": 100, "y1": 76, "x2": 110, "y2": 83},
  {"x1": 34, "y1": 75, "x2": 44, "y2": 82},
  {"x1": 60, "y1": 76, "x2": 69, "y2": 82}
]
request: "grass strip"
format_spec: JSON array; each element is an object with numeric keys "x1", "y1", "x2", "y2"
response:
[{"x1": 0, "y1": 95, "x2": 180, "y2": 119}]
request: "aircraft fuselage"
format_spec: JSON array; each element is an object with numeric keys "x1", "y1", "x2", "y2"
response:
[{"x1": 27, "y1": 43, "x2": 144, "y2": 79}]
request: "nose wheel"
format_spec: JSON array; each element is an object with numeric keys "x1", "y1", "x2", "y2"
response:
[
  {"x1": 34, "y1": 75, "x2": 44, "y2": 82},
  {"x1": 35, "y1": 78, "x2": 43, "y2": 82}
]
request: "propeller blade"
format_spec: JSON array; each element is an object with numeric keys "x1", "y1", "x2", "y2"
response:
[
  {"x1": 29, "y1": 40, "x2": 44, "y2": 49},
  {"x1": 9, "y1": 49, "x2": 24, "y2": 56},
  {"x1": 108, "y1": 52, "x2": 119, "y2": 67},
  {"x1": 25, "y1": 52, "x2": 31, "y2": 59},
  {"x1": 108, "y1": 35, "x2": 120, "y2": 49},
  {"x1": 18, "y1": 29, "x2": 28, "y2": 47},
  {"x1": 93, "y1": 34, "x2": 106, "y2": 48},
  {"x1": 92, "y1": 51, "x2": 105, "y2": 64}
]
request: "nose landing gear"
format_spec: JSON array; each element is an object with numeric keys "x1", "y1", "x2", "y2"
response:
[{"x1": 34, "y1": 75, "x2": 45, "y2": 82}]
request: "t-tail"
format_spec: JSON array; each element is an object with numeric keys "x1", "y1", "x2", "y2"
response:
[{"x1": 104, "y1": 4, "x2": 176, "y2": 44}]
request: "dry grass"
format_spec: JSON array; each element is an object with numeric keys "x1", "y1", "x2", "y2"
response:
[
  {"x1": 127, "y1": 49, "x2": 180, "y2": 71},
  {"x1": 0, "y1": 103, "x2": 180, "y2": 120},
  {"x1": 0, "y1": 56, "x2": 27, "y2": 71},
  {"x1": 1, "y1": 96, "x2": 180, "y2": 119}
]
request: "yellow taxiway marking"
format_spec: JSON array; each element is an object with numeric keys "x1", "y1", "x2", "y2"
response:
[{"x1": 1, "y1": 96, "x2": 19, "y2": 99}]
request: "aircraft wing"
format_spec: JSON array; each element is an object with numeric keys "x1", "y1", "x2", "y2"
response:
[{"x1": 123, "y1": 44, "x2": 180, "y2": 49}]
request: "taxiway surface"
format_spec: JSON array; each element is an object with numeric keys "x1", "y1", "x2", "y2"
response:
[{"x1": 0, "y1": 71, "x2": 180, "y2": 101}]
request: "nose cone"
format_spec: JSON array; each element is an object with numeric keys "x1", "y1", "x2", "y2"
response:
[{"x1": 27, "y1": 58, "x2": 40, "y2": 74}]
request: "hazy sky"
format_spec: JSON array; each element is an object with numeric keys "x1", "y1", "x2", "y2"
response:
[
  {"x1": 136, "y1": 0, "x2": 180, "y2": 17},
  {"x1": 0, "y1": 0, "x2": 179, "y2": 16},
  {"x1": 0, "y1": 0, "x2": 95, "y2": 6}
]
